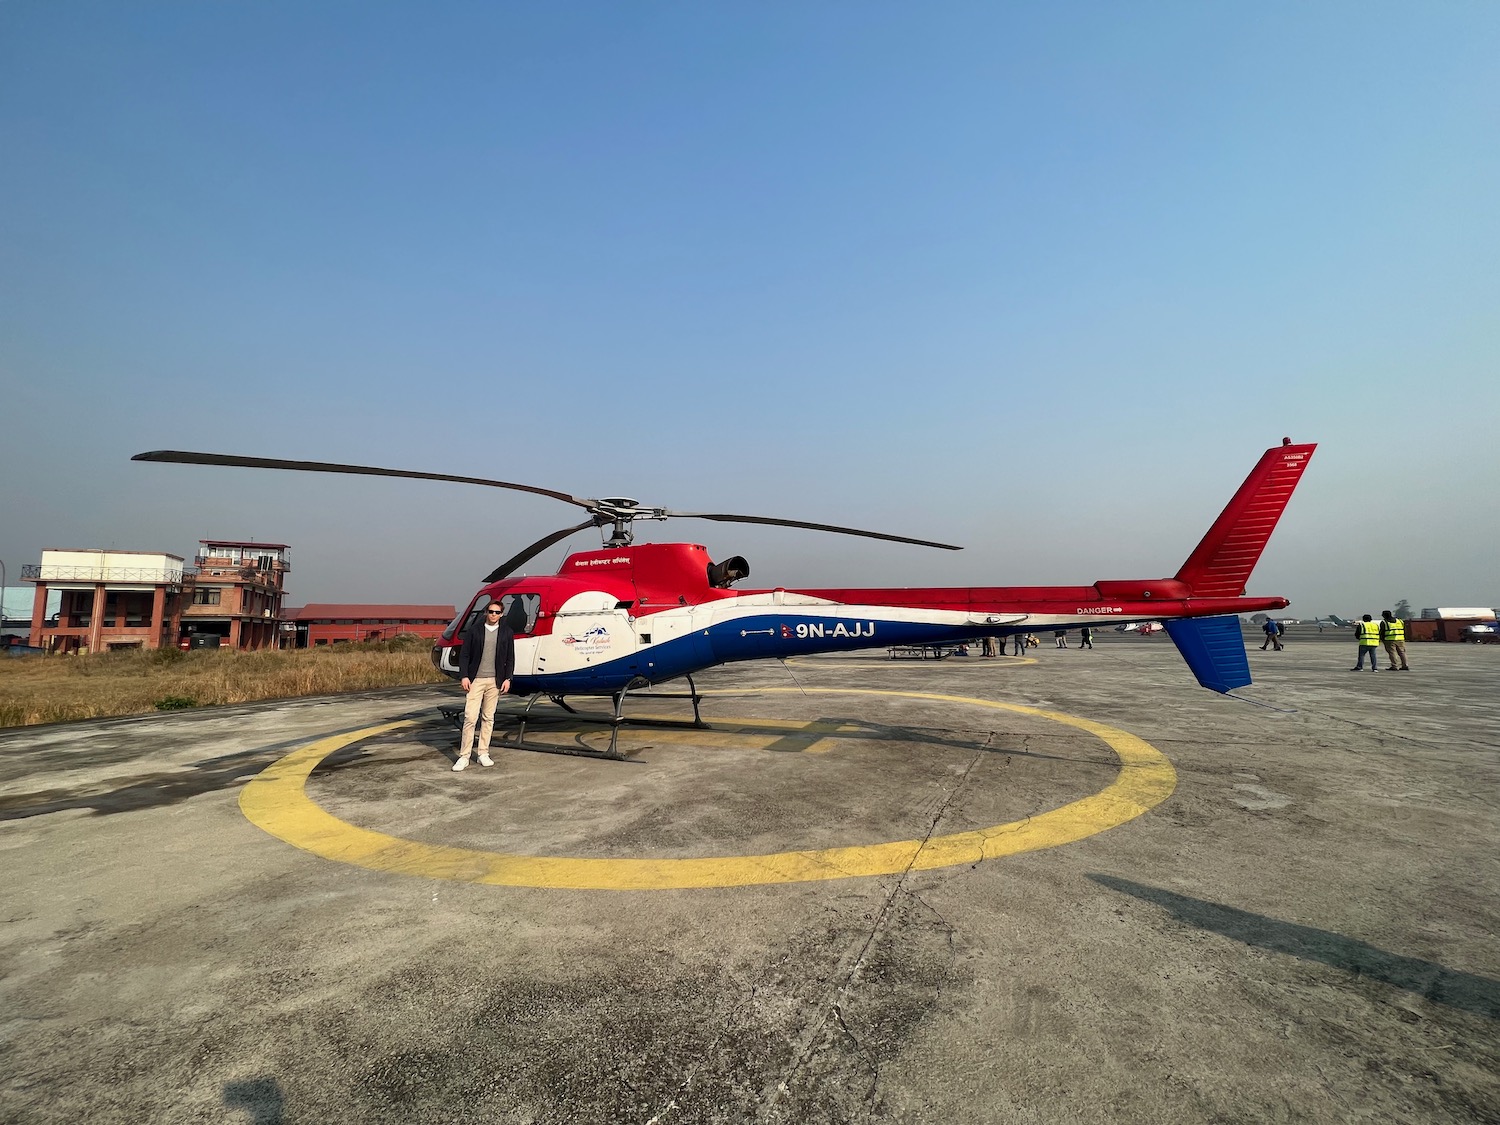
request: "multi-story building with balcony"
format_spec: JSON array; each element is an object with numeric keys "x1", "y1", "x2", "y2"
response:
[
  {"x1": 181, "y1": 540, "x2": 290, "y2": 650},
  {"x1": 23, "y1": 550, "x2": 189, "y2": 653},
  {"x1": 23, "y1": 540, "x2": 291, "y2": 653}
]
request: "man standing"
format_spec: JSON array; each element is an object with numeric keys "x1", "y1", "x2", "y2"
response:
[
  {"x1": 1351, "y1": 614, "x2": 1381, "y2": 672},
  {"x1": 454, "y1": 600, "x2": 515, "y2": 771},
  {"x1": 1380, "y1": 610, "x2": 1410, "y2": 671},
  {"x1": 1078, "y1": 626, "x2": 1094, "y2": 650},
  {"x1": 1260, "y1": 618, "x2": 1283, "y2": 650}
]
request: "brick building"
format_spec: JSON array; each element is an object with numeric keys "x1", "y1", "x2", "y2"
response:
[
  {"x1": 23, "y1": 550, "x2": 188, "y2": 653},
  {"x1": 280, "y1": 604, "x2": 456, "y2": 647},
  {"x1": 181, "y1": 540, "x2": 290, "y2": 649}
]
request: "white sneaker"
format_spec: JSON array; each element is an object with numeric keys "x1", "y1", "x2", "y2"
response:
[
  {"x1": 452, "y1": 757, "x2": 469, "y2": 772},
  {"x1": 478, "y1": 753, "x2": 494, "y2": 767}
]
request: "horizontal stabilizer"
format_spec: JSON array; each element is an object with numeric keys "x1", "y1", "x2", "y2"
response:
[{"x1": 1164, "y1": 615, "x2": 1251, "y2": 694}]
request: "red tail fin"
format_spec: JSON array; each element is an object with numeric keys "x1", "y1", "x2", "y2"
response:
[{"x1": 1174, "y1": 440, "x2": 1316, "y2": 597}]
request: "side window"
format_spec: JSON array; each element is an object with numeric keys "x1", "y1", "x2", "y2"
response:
[{"x1": 501, "y1": 593, "x2": 540, "y2": 635}]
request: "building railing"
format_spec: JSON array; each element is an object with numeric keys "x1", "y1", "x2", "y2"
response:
[{"x1": 22, "y1": 564, "x2": 186, "y2": 584}]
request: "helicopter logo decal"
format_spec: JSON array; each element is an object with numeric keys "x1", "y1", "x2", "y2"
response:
[{"x1": 560, "y1": 625, "x2": 612, "y2": 654}]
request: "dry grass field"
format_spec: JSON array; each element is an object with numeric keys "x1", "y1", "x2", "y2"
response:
[{"x1": 0, "y1": 642, "x2": 447, "y2": 727}]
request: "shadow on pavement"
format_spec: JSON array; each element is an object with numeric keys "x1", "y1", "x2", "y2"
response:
[
  {"x1": 223, "y1": 1076, "x2": 285, "y2": 1124},
  {"x1": 1090, "y1": 874, "x2": 1500, "y2": 1021},
  {"x1": 0, "y1": 719, "x2": 443, "y2": 822}
]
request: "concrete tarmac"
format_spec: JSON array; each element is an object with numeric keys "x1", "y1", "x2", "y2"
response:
[{"x1": 2, "y1": 635, "x2": 1498, "y2": 1123}]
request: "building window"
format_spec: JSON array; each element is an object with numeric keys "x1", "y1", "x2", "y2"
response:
[{"x1": 193, "y1": 588, "x2": 222, "y2": 606}]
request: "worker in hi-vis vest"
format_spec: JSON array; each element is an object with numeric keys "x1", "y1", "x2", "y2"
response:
[
  {"x1": 1380, "y1": 610, "x2": 1410, "y2": 671},
  {"x1": 1352, "y1": 615, "x2": 1382, "y2": 671}
]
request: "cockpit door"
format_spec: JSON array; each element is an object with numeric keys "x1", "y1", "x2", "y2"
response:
[{"x1": 499, "y1": 592, "x2": 540, "y2": 677}]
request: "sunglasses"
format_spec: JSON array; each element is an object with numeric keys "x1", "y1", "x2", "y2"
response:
[{"x1": 485, "y1": 609, "x2": 503, "y2": 615}]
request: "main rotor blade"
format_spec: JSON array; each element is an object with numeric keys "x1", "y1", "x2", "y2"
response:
[
  {"x1": 482, "y1": 518, "x2": 600, "y2": 584},
  {"x1": 132, "y1": 450, "x2": 590, "y2": 509},
  {"x1": 666, "y1": 511, "x2": 962, "y2": 551}
]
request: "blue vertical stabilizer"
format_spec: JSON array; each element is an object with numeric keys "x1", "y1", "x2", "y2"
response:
[{"x1": 1164, "y1": 615, "x2": 1252, "y2": 693}]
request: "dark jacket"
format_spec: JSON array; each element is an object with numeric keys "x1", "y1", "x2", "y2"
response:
[{"x1": 458, "y1": 617, "x2": 516, "y2": 684}]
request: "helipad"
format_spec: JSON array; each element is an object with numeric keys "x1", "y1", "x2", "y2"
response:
[{"x1": 238, "y1": 688, "x2": 1177, "y2": 889}]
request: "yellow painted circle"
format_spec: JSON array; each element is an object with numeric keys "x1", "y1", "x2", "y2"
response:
[{"x1": 238, "y1": 688, "x2": 1175, "y2": 890}]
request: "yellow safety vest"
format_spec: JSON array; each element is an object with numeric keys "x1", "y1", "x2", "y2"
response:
[
  {"x1": 1356, "y1": 620, "x2": 1381, "y2": 645},
  {"x1": 1380, "y1": 618, "x2": 1405, "y2": 642}
]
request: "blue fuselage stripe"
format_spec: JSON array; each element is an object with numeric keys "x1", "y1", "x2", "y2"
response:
[{"x1": 512, "y1": 614, "x2": 998, "y2": 694}]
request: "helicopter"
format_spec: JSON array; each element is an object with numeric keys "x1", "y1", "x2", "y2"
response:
[
  {"x1": 1114, "y1": 620, "x2": 1166, "y2": 635},
  {"x1": 134, "y1": 439, "x2": 1316, "y2": 756}
]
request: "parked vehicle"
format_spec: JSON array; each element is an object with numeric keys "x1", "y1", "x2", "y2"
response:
[{"x1": 1460, "y1": 623, "x2": 1498, "y2": 643}]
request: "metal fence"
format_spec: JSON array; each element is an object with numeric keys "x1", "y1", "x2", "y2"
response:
[{"x1": 21, "y1": 565, "x2": 187, "y2": 584}]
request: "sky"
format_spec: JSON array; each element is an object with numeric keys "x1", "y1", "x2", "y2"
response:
[{"x1": 2, "y1": 2, "x2": 1497, "y2": 619}]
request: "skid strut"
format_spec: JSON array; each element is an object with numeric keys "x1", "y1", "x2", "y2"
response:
[{"x1": 603, "y1": 673, "x2": 709, "y2": 756}]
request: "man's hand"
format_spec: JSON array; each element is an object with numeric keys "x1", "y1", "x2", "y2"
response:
[
  {"x1": 500, "y1": 678, "x2": 511, "y2": 694},
  {"x1": 461, "y1": 677, "x2": 472, "y2": 692}
]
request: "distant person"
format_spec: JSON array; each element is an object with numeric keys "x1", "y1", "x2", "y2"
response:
[
  {"x1": 1380, "y1": 610, "x2": 1410, "y2": 671},
  {"x1": 982, "y1": 635, "x2": 998, "y2": 657},
  {"x1": 1054, "y1": 629, "x2": 1068, "y2": 648},
  {"x1": 1078, "y1": 626, "x2": 1094, "y2": 649},
  {"x1": 1351, "y1": 614, "x2": 1381, "y2": 672},
  {"x1": 454, "y1": 601, "x2": 516, "y2": 771},
  {"x1": 1012, "y1": 634, "x2": 1027, "y2": 655},
  {"x1": 1026, "y1": 634, "x2": 1040, "y2": 649},
  {"x1": 1260, "y1": 618, "x2": 1284, "y2": 651}
]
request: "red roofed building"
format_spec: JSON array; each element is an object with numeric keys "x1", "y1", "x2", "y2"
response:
[{"x1": 281, "y1": 604, "x2": 456, "y2": 648}]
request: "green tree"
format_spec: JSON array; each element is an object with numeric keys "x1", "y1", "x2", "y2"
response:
[{"x1": 1394, "y1": 599, "x2": 1412, "y2": 620}]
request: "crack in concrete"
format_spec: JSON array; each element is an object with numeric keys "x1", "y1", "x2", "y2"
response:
[
  {"x1": 752, "y1": 745, "x2": 986, "y2": 1122},
  {"x1": 638, "y1": 974, "x2": 760, "y2": 1125}
]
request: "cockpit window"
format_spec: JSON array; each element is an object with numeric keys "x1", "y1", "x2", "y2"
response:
[
  {"x1": 442, "y1": 591, "x2": 541, "y2": 640},
  {"x1": 442, "y1": 596, "x2": 485, "y2": 641}
]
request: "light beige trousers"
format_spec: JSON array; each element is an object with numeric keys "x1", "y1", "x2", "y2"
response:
[{"x1": 460, "y1": 677, "x2": 501, "y2": 756}]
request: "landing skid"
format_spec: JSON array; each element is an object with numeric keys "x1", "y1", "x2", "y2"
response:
[{"x1": 438, "y1": 674, "x2": 710, "y2": 761}]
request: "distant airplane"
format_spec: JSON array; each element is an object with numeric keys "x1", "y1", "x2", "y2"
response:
[{"x1": 1307, "y1": 615, "x2": 1354, "y2": 630}]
